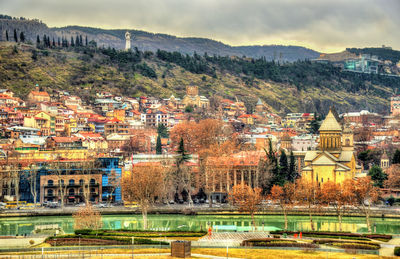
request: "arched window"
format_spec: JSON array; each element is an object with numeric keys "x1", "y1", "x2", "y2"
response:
[
  {"x1": 68, "y1": 188, "x2": 75, "y2": 195},
  {"x1": 90, "y1": 188, "x2": 95, "y2": 194},
  {"x1": 69, "y1": 179, "x2": 75, "y2": 186},
  {"x1": 79, "y1": 179, "x2": 84, "y2": 185},
  {"x1": 48, "y1": 189, "x2": 53, "y2": 196},
  {"x1": 90, "y1": 179, "x2": 96, "y2": 185},
  {"x1": 60, "y1": 180, "x2": 65, "y2": 186},
  {"x1": 345, "y1": 138, "x2": 350, "y2": 146},
  {"x1": 79, "y1": 188, "x2": 83, "y2": 195},
  {"x1": 48, "y1": 180, "x2": 54, "y2": 186}
]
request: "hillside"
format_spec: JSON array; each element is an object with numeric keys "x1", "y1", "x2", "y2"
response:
[
  {"x1": 1, "y1": 17, "x2": 319, "y2": 61},
  {"x1": 0, "y1": 42, "x2": 398, "y2": 115}
]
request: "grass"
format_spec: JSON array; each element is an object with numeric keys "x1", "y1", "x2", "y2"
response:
[{"x1": 0, "y1": 247, "x2": 385, "y2": 258}]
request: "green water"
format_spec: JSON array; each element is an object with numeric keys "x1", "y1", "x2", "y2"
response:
[{"x1": 0, "y1": 214, "x2": 399, "y2": 236}]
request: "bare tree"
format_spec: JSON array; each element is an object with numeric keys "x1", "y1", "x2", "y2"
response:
[
  {"x1": 270, "y1": 182, "x2": 296, "y2": 231},
  {"x1": 229, "y1": 184, "x2": 263, "y2": 231},
  {"x1": 122, "y1": 163, "x2": 166, "y2": 229},
  {"x1": 73, "y1": 203, "x2": 103, "y2": 230},
  {"x1": 50, "y1": 158, "x2": 68, "y2": 208},
  {"x1": 28, "y1": 163, "x2": 39, "y2": 206},
  {"x1": 107, "y1": 169, "x2": 119, "y2": 205}
]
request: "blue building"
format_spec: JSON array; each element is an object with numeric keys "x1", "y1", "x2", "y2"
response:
[{"x1": 98, "y1": 157, "x2": 122, "y2": 203}]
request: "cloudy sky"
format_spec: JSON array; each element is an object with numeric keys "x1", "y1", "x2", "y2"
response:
[{"x1": 1, "y1": 0, "x2": 399, "y2": 53}]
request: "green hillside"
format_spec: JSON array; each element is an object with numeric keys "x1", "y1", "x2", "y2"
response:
[{"x1": 0, "y1": 42, "x2": 398, "y2": 115}]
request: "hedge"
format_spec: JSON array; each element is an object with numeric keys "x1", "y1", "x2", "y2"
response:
[
  {"x1": 46, "y1": 235, "x2": 168, "y2": 246},
  {"x1": 74, "y1": 229, "x2": 206, "y2": 237},
  {"x1": 270, "y1": 231, "x2": 391, "y2": 241},
  {"x1": 395, "y1": 246, "x2": 400, "y2": 256},
  {"x1": 242, "y1": 238, "x2": 318, "y2": 248}
]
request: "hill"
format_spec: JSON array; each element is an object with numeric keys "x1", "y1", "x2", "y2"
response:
[
  {"x1": 1, "y1": 16, "x2": 319, "y2": 61},
  {"x1": 0, "y1": 42, "x2": 398, "y2": 115}
]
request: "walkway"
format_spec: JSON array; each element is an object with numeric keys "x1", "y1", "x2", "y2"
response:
[
  {"x1": 379, "y1": 237, "x2": 400, "y2": 257},
  {"x1": 195, "y1": 232, "x2": 270, "y2": 247},
  {"x1": 0, "y1": 253, "x2": 243, "y2": 258}
]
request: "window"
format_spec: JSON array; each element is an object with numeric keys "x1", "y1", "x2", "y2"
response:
[
  {"x1": 68, "y1": 188, "x2": 75, "y2": 195},
  {"x1": 79, "y1": 188, "x2": 83, "y2": 195},
  {"x1": 48, "y1": 189, "x2": 53, "y2": 196},
  {"x1": 79, "y1": 179, "x2": 84, "y2": 185},
  {"x1": 90, "y1": 179, "x2": 96, "y2": 185},
  {"x1": 90, "y1": 188, "x2": 95, "y2": 194},
  {"x1": 69, "y1": 179, "x2": 75, "y2": 186},
  {"x1": 48, "y1": 180, "x2": 54, "y2": 186}
]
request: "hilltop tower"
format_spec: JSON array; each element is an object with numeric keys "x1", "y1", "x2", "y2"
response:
[{"x1": 125, "y1": 31, "x2": 131, "y2": 51}]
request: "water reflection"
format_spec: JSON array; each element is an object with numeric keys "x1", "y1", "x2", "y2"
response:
[{"x1": 0, "y1": 214, "x2": 399, "y2": 236}]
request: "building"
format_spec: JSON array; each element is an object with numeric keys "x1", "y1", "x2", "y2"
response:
[
  {"x1": 27, "y1": 90, "x2": 51, "y2": 103},
  {"x1": 391, "y1": 96, "x2": 400, "y2": 116},
  {"x1": 301, "y1": 108, "x2": 362, "y2": 185},
  {"x1": 181, "y1": 86, "x2": 209, "y2": 109},
  {"x1": 140, "y1": 110, "x2": 169, "y2": 128}
]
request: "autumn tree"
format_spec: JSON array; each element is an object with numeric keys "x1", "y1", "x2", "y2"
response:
[
  {"x1": 270, "y1": 182, "x2": 296, "y2": 230},
  {"x1": 385, "y1": 164, "x2": 400, "y2": 188},
  {"x1": 350, "y1": 177, "x2": 379, "y2": 232},
  {"x1": 229, "y1": 184, "x2": 263, "y2": 231},
  {"x1": 122, "y1": 163, "x2": 166, "y2": 229},
  {"x1": 320, "y1": 180, "x2": 353, "y2": 232},
  {"x1": 295, "y1": 179, "x2": 321, "y2": 231},
  {"x1": 73, "y1": 203, "x2": 103, "y2": 231}
]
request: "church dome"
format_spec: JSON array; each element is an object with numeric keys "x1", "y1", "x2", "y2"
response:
[{"x1": 319, "y1": 109, "x2": 342, "y2": 131}]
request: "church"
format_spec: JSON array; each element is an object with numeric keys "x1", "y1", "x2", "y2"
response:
[{"x1": 301, "y1": 108, "x2": 362, "y2": 185}]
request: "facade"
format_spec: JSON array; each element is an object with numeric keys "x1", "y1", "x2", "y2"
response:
[
  {"x1": 391, "y1": 96, "x2": 400, "y2": 116},
  {"x1": 301, "y1": 108, "x2": 362, "y2": 185},
  {"x1": 27, "y1": 90, "x2": 51, "y2": 103},
  {"x1": 181, "y1": 86, "x2": 209, "y2": 109}
]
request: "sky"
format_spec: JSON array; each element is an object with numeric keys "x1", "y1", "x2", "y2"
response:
[{"x1": 1, "y1": 0, "x2": 399, "y2": 53}]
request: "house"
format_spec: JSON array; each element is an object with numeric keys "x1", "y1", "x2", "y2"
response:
[
  {"x1": 141, "y1": 109, "x2": 169, "y2": 128},
  {"x1": 104, "y1": 118, "x2": 129, "y2": 136},
  {"x1": 74, "y1": 132, "x2": 108, "y2": 151},
  {"x1": 27, "y1": 90, "x2": 51, "y2": 103},
  {"x1": 46, "y1": 136, "x2": 83, "y2": 150}
]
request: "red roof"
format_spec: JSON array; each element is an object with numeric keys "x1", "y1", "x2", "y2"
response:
[{"x1": 30, "y1": 91, "x2": 50, "y2": 97}]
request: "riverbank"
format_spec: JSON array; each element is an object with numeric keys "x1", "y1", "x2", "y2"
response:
[{"x1": 1, "y1": 204, "x2": 400, "y2": 219}]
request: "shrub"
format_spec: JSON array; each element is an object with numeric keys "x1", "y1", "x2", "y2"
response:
[
  {"x1": 29, "y1": 240, "x2": 35, "y2": 245},
  {"x1": 394, "y1": 246, "x2": 400, "y2": 256},
  {"x1": 330, "y1": 242, "x2": 380, "y2": 250},
  {"x1": 270, "y1": 231, "x2": 391, "y2": 241},
  {"x1": 241, "y1": 238, "x2": 318, "y2": 248}
]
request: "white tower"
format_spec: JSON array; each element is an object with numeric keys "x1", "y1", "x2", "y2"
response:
[{"x1": 125, "y1": 31, "x2": 131, "y2": 50}]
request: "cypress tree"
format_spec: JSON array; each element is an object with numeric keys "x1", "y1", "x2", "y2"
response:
[
  {"x1": 156, "y1": 135, "x2": 162, "y2": 155},
  {"x1": 36, "y1": 35, "x2": 40, "y2": 46},
  {"x1": 5, "y1": 30, "x2": 8, "y2": 41},
  {"x1": 70, "y1": 36, "x2": 74, "y2": 47},
  {"x1": 177, "y1": 137, "x2": 190, "y2": 164},
  {"x1": 13, "y1": 29, "x2": 18, "y2": 42},
  {"x1": 278, "y1": 150, "x2": 288, "y2": 184},
  {"x1": 43, "y1": 35, "x2": 47, "y2": 47},
  {"x1": 393, "y1": 149, "x2": 400, "y2": 164},
  {"x1": 52, "y1": 38, "x2": 55, "y2": 47},
  {"x1": 85, "y1": 35, "x2": 88, "y2": 46},
  {"x1": 75, "y1": 35, "x2": 80, "y2": 47},
  {"x1": 288, "y1": 151, "x2": 297, "y2": 182},
  {"x1": 79, "y1": 35, "x2": 83, "y2": 46},
  {"x1": 57, "y1": 37, "x2": 60, "y2": 47},
  {"x1": 19, "y1": 32, "x2": 25, "y2": 42}
]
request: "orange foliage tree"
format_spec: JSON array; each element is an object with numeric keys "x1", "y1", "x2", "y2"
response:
[
  {"x1": 122, "y1": 163, "x2": 166, "y2": 229},
  {"x1": 320, "y1": 180, "x2": 354, "y2": 232},
  {"x1": 73, "y1": 204, "x2": 103, "y2": 231},
  {"x1": 270, "y1": 182, "x2": 296, "y2": 231},
  {"x1": 350, "y1": 176, "x2": 379, "y2": 232},
  {"x1": 295, "y1": 179, "x2": 321, "y2": 231},
  {"x1": 229, "y1": 184, "x2": 263, "y2": 230},
  {"x1": 385, "y1": 164, "x2": 400, "y2": 189}
]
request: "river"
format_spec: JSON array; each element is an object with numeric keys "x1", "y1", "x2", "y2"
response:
[{"x1": 1, "y1": 214, "x2": 400, "y2": 236}]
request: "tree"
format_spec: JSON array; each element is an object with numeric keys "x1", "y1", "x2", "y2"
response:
[
  {"x1": 85, "y1": 35, "x2": 88, "y2": 46},
  {"x1": 157, "y1": 124, "x2": 169, "y2": 138},
  {"x1": 368, "y1": 165, "x2": 387, "y2": 188},
  {"x1": 393, "y1": 149, "x2": 400, "y2": 164},
  {"x1": 185, "y1": 105, "x2": 194, "y2": 113},
  {"x1": 79, "y1": 35, "x2": 83, "y2": 46},
  {"x1": 270, "y1": 182, "x2": 296, "y2": 230},
  {"x1": 13, "y1": 29, "x2": 18, "y2": 42},
  {"x1": 230, "y1": 184, "x2": 263, "y2": 231},
  {"x1": 288, "y1": 151, "x2": 297, "y2": 182},
  {"x1": 19, "y1": 32, "x2": 25, "y2": 43},
  {"x1": 76, "y1": 35, "x2": 80, "y2": 47},
  {"x1": 122, "y1": 163, "x2": 166, "y2": 229},
  {"x1": 73, "y1": 204, "x2": 103, "y2": 231},
  {"x1": 156, "y1": 135, "x2": 162, "y2": 155},
  {"x1": 36, "y1": 35, "x2": 40, "y2": 46},
  {"x1": 70, "y1": 36, "x2": 75, "y2": 47},
  {"x1": 350, "y1": 177, "x2": 379, "y2": 232},
  {"x1": 50, "y1": 159, "x2": 68, "y2": 208},
  {"x1": 278, "y1": 150, "x2": 288, "y2": 184},
  {"x1": 28, "y1": 163, "x2": 39, "y2": 206},
  {"x1": 320, "y1": 180, "x2": 353, "y2": 232},
  {"x1": 5, "y1": 30, "x2": 8, "y2": 41},
  {"x1": 295, "y1": 179, "x2": 321, "y2": 231},
  {"x1": 385, "y1": 164, "x2": 400, "y2": 188},
  {"x1": 309, "y1": 114, "x2": 322, "y2": 134},
  {"x1": 176, "y1": 137, "x2": 191, "y2": 163},
  {"x1": 107, "y1": 169, "x2": 120, "y2": 205}
]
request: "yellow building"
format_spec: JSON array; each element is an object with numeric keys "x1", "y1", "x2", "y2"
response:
[
  {"x1": 181, "y1": 86, "x2": 209, "y2": 109},
  {"x1": 301, "y1": 108, "x2": 362, "y2": 185},
  {"x1": 23, "y1": 111, "x2": 55, "y2": 136}
]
